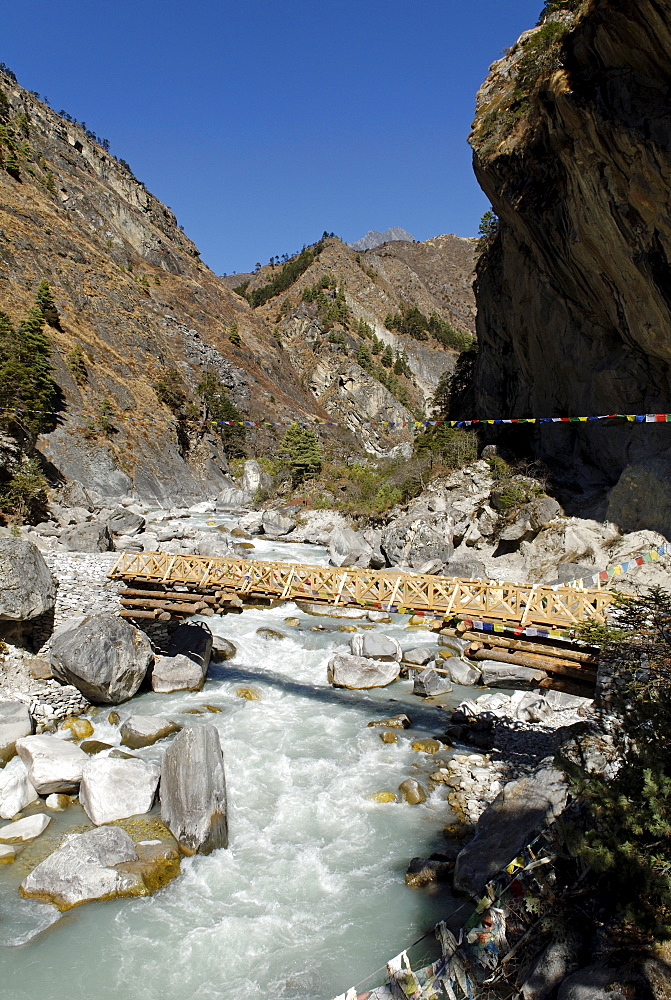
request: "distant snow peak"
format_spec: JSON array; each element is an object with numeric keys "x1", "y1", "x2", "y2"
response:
[{"x1": 349, "y1": 227, "x2": 415, "y2": 252}]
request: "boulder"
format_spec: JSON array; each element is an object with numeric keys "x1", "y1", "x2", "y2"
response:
[
  {"x1": 443, "y1": 558, "x2": 487, "y2": 579},
  {"x1": 106, "y1": 508, "x2": 145, "y2": 537},
  {"x1": 16, "y1": 734, "x2": 88, "y2": 794},
  {"x1": 62, "y1": 521, "x2": 112, "y2": 553},
  {"x1": 237, "y1": 511, "x2": 264, "y2": 534},
  {"x1": 189, "y1": 501, "x2": 216, "y2": 514},
  {"x1": 520, "y1": 939, "x2": 579, "y2": 1000},
  {"x1": 20, "y1": 825, "x2": 143, "y2": 910},
  {"x1": 328, "y1": 527, "x2": 373, "y2": 567},
  {"x1": 413, "y1": 668, "x2": 452, "y2": 697},
  {"x1": 499, "y1": 497, "x2": 562, "y2": 544},
  {"x1": 49, "y1": 614, "x2": 153, "y2": 704},
  {"x1": 402, "y1": 647, "x2": 434, "y2": 667},
  {"x1": 261, "y1": 511, "x2": 295, "y2": 537},
  {"x1": 80, "y1": 757, "x2": 160, "y2": 825},
  {"x1": 210, "y1": 636, "x2": 237, "y2": 662},
  {"x1": 195, "y1": 533, "x2": 232, "y2": 558},
  {"x1": 152, "y1": 622, "x2": 213, "y2": 693},
  {"x1": 479, "y1": 660, "x2": 546, "y2": 689},
  {"x1": 0, "y1": 536, "x2": 56, "y2": 621},
  {"x1": 120, "y1": 715, "x2": 181, "y2": 749},
  {"x1": 160, "y1": 725, "x2": 228, "y2": 855},
  {"x1": 0, "y1": 701, "x2": 32, "y2": 764},
  {"x1": 607, "y1": 459, "x2": 671, "y2": 537},
  {"x1": 405, "y1": 857, "x2": 453, "y2": 887},
  {"x1": 380, "y1": 514, "x2": 454, "y2": 569},
  {"x1": 557, "y1": 964, "x2": 627, "y2": 1000},
  {"x1": 453, "y1": 762, "x2": 568, "y2": 896},
  {"x1": 327, "y1": 653, "x2": 400, "y2": 689},
  {"x1": 440, "y1": 657, "x2": 482, "y2": 686},
  {"x1": 0, "y1": 813, "x2": 51, "y2": 842},
  {"x1": 241, "y1": 459, "x2": 272, "y2": 495},
  {"x1": 398, "y1": 778, "x2": 427, "y2": 804},
  {"x1": 0, "y1": 756, "x2": 39, "y2": 819},
  {"x1": 349, "y1": 633, "x2": 402, "y2": 661}
]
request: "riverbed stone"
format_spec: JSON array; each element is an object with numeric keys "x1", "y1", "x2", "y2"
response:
[
  {"x1": 120, "y1": 715, "x2": 181, "y2": 750},
  {"x1": 16, "y1": 734, "x2": 88, "y2": 794},
  {"x1": 0, "y1": 813, "x2": 51, "y2": 842},
  {"x1": 405, "y1": 857, "x2": 453, "y2": 887},
  {"x1": 453, "y1": 761, "x2": 568, "y2": 896},
  {"x1": 398, "y1": 778, "x2": 427, "y2": 804},
  {"x1": 62, "y1": 521, "x2": 112, "y2": 553},
  {"x1": 62, "y1": 717, "x2": 94, "y2": 739},
  {"x1": 49, "y1": 614, "x2": 154, "y2": 704},
  {"x1": 479, "y1": 660, "x2": 546, "y2": 689},
  {"x1": 380, "y1": 731, "x2": 397, "y2": 743},
  {"x1": 0, "y1": 756, "x2": 39, "y2": 819},
  {"x1": 80, "y1": 757, "x2": 160, "y2": 825},
  {"x1": 152, "y1": 622, "x2": 213, "y2": 693},
  {"x1": 0, "y1": 845, "x2": 15, "y2": 862},
  {"x1": 0, "y1": 701, "x2": 33, "y2": 764},
  {"x1": 0, "y1": 536, "x2": 57, "y2": 621},
  {"x1": 440, "y1": 657, "x2": 482, "y2": 686},
  {"x1": 328, "y1": 653, "x2": 400, "y2": 689},
  {"x1": 349, "y1": 633, "x2": 402, "y2": 661},
  {"x1": 367, "y1": 714, "x2": 412, "y2": 729},
  {"x1": 402, "y1": 647, "x2": 435, "y2": 667},
  {"x1": 261, "y1": 511, "x2": 295, "y2": 537},
  {"x1": 413, "y1": 668, "x2": 452, "y2": 697},
  {"x1": 45, "y1": 793, "x2": 73, "y2": 811},
  {"x1": 20, "y1": 825, "x2": 144, "y2": 910},
  {"x1": 210, "y1": 635, "x2": 237, "y2": 662},
  {"x1": 160, "y1": 725, "x2": 228, "y2": 856}
]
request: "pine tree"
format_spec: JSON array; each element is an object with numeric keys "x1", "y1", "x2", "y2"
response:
[
  {"x1": 278, "y1": 425, "x2": 322, "y2": 486},
  {"x1": 4, "y1": 147, "x2": 19, "y2": 179},
  {"x1": 381, "y1": 344, "x2": 394, "y2": 368},
  {"x1": 35, "y1": 279, "x2": 61, "y2": 328},
  {"x1": 0, "y1": 305, "x2": 57, "y2": 439}
]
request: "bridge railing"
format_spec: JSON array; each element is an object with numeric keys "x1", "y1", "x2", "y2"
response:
[{"x1": 109, "y1": 552, "x2": 614, "y2": 628}]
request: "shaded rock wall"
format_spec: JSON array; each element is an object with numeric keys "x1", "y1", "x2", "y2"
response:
[{"x1": 470, "y1": 0, "x2": 671, "y2": 532}]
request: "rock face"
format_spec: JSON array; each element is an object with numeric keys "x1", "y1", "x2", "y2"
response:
[
  {"x1": 327, "y1": 653, "x2": 400, "y2": 689},
  {"x1": 80, "y1": 757, "x2": 160, "y2": 825},
  {"x1": 160, "y1": 725, "x2": 228, "y2": 855},
  {"x1": 49, "y1": 614, "x2": 153, "y2": 704},
  {"x1": 0, "y1": 536, "x2": 56, "y2": 621},
  {"x1": 0, "y1": 701, "x2": 32, "y2": 764},
  {"x1": 15, "y1": 734, "x2": 88, "y2": 794},
  {"x1": 151, "y1": 622, "x2": 213, "y2": 693},
  {"x1": 453, "y1": 762, "x2": 568, "y2": 896},
  {"x1": 328, "y1": 527, "x2": 373, "y2": 568},
  {"x1": 470, "y1": 0, "x2": 671, "y2": 529},
  {"x1": 20, "y1": 826, "x2": 143, "y2": 909}
]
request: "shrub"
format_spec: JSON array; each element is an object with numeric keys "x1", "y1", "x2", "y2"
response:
[
  {"x1": 228, "y1": 322, "x2": 241, "y2": 347},
  {"x1": 197, "y1": 372, "x2": 245, "y2": 455},
  {"x1": 66, "y1": 343, "x2": 88, "y2": 385},
  {"x1": 278, "y1": 425, "x2": 322, "y2": 486},
  {"x1": 0, "y1": 457, "x2": 49, "y2": 521},
  {"x1": 153, "y1": 368, "x2": 188, "y2": 413}
]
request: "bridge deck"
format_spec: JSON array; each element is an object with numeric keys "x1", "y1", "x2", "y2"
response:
[{"x1": 109, "y1": 552, "x2": 614, "y2": 629}]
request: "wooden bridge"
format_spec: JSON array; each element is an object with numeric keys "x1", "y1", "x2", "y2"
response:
[{"x1": 109, "y1": 551, "x2": 614, "y2": 630}]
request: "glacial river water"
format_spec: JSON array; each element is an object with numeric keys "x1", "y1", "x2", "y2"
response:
[{"x1": 0, "y1": 523, "x2": 468, "y2": 1000}]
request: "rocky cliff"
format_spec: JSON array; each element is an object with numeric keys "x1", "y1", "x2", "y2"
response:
[
  {"x1": 0, "y1": 68, "x2": 475, "y2": 504},
  {"x1": 470, "y1": 0, "x2": 671, "y2": 536}
]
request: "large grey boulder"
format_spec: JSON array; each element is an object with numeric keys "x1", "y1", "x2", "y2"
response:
[
  {"x1": 49, "y1": 614, "x2": 153, "y2": 704},
  {"x1": 0, "y1": 536, "x2": 56, "y2": 621},
  {"x1": 160, "y1": 725, "x2": 228, "y2": 856},
  {"x1": 440, "y1": 657, "x2": 482, "y2": 686},
  {"x1": 607, "y1": 459, "x2": 671, "y2": 537},
  {"x1": 16, "y1": 734, "x2": 88, "y2": 794},
  {"x1": 402, "y1": 648, "x2": 434, "y2": 667},
  {"x1": 20, "y1": 826, "x2": 143, "y2": 910},
  {"x1": 62, "y1": 521, "x2": 112, "y2": 553},
  {"x1": 380, "y1": 514, "x2": 454, "y2": 569},
  {"x1": 195, "y1": 533, "x2": 232, "y2": 558},
  {"x1": 152, "y1": 622, "x2": 213, "y2": 693},
  {"x1": 327, "y1": 653, "x2": 400, "y2": 689},
  {"x1": 80, "y1": 757, "x2": 160, "y2": 825},
  {"x1": 453, "y1": 762, "x2": 568, "y2": 896},
  {"x1": 106, "y1": 508, "x2": 145, "y2": 537},
  {"x1": 241, "y1": 459, "x2": 272, "y2": 495},
  {"x1": 0, "y1": 701, "x2": 32, "y2": 763},
  {"x1": 328, "y1": 527, "x2": 373, "y2": 568},
  {"x1": 0, "y1": 756, "x2": 39, "y2": 819},
  {"x1": 349, "y1": 633, "x2": 402, "y2": 661},
  {"x1": 557, "y1": 964, "x2": 627, "y2": 1000},
  {"x1": 120, "y1": 715, "x2": 181, "y2": 749},
  {"x1": 499, "y1": 497, "x2": 562, "y2": 544},
  {"x1": 210, "y1": 635, "x2": 236, "y2": 662},
  {"x1": 217, "y1": 487, "x2": 252, "y2": 508},
  {"x1": 261, "y1": 511, "x2": 295, "y2": 537},
  {"x1": 413, "y1": 667, "x2": 452, "y2": 697},
  {"x1": 443, "y1": 558, "x2": 487, "y2": 579},
  {"x1": 520, "y1": 939, "x2": 580, "y2": 1000},
  {"x1": 479, "y1": 660, "x2": 546, "y2": 689}
]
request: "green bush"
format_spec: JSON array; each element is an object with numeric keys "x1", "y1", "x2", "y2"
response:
[
  {"x1": 0, "y1": 457, "x2": 49, "y2": 521},
  {"x1": 197, "y1": 372, "x2": 246, "y2": 455},
  {"x1": 66, "y1": 343, "x2": 88, "y2": 385},
  {"x1": 0, "y1": 299, "x2": 57, "y2": 441},
  {"x1": 413, "y1": 424, "x2": 478, "y2": 468},
  {"x1": 278, "y1": 425, "x2": 322, "y2": 486},
  {"x1": 228, "y1": 322, "x2": 241, "y2": 347},
  {"x1": 153, "y1": 368, "x2": 188, "y2": 413}
]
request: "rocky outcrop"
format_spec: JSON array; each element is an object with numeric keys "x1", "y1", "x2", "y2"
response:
[
  {"x1": 470, "y1": 1, "x2": 671, "y2": 530},
  {"x1": 49, "y1": 614, "x2": 153, "y2": 704},
  {"x1": 0, "y1": 537, "x2": 56, "y2": 621},
  {"x1": 160, "y1": 725, "x2": 228, "y2": 856}
]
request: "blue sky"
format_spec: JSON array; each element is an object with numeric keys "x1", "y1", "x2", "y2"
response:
[{"x1": 3, "y1": 1, "x2": 541, "y2": 274}]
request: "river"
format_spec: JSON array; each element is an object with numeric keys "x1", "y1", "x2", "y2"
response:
[{"x1": 0, "y1": 520, "x2": 467, "y2": 1000}]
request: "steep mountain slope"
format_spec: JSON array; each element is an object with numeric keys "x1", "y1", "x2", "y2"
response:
[{"x1": 469, "y1": 0, "x2": 671, "y2": 534}]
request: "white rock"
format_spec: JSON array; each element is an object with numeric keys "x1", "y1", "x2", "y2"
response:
[
  {"x1": 0, "y1": 756, "x2": 39, "y2": 819},
  {"x1": 80, "y1": 757, "x2": 160, "y2": 825},
  {"x1": 350, "y1": 633, "x2": 402, "y2": 661},
  {"x1": 327, "y1": 653, "x2": 400, "y2": 689},
  {"x1": 0, "y1": 813, "x2": 51, "y2": 841},
  {"x1": 189, "y1": 501, "x2": 216, "y2": 514},
  {"x1": 0, "y1": 844, "x2": 16, "y2": 862},
  {"x1": 0, "y1": 701, "x2": 33, "y2": 764},
  {"x1": 16, "y1": 734, "x2": 88, "y2": 794}
]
